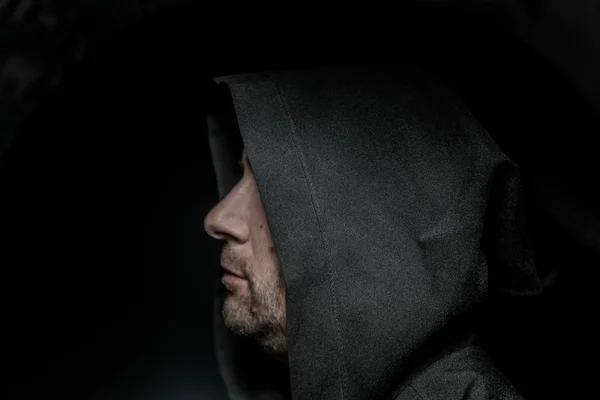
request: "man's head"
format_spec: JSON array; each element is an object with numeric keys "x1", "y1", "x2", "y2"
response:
[{"x1": 204, "y1": 149, "x2": 288, "y2": 364}]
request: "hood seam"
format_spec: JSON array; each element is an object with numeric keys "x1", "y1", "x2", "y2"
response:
[
  {"x1": 407, "y1": 383, "x2": 426, "y2": 400},
  {"x1": 269, "y1": 76, "x2": 348, "y2": 400}
]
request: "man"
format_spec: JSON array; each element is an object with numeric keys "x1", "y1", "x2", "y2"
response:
[
  {"x1": 204, "y1": 148, "x2": 288, "y2": 365},
  {"x1": 204, "y1": 64, "x2": 541, "y2": 400}
]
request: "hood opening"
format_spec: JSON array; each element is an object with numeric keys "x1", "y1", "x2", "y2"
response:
[{"x1": 206, "y1": 80, "x2": 292, "y2": 400}]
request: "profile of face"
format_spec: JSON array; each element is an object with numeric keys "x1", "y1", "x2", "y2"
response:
[{"x1": 204, "y1": 149, "x2": 288, "y2": 364}]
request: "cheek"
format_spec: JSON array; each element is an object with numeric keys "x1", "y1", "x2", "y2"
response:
[
  {"x1": 250, "y1": 242, "x2": 281, "y2": 284},
  {"x1": 250, "y1": 217, "x2": 275, "y2": 257}
]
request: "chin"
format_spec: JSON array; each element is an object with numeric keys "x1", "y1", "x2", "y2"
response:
[{"x1": 222, "y1": 306, "x2": 259, "y2": 336}]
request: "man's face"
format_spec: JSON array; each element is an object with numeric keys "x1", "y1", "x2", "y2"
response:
[{"x1": 204, "y1": 149, "x2": 287, "y2": 363}]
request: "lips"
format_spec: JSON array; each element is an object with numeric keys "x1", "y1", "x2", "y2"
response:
[{"x1": 221, "y1": 266, "x2": 245, "y2": 279}]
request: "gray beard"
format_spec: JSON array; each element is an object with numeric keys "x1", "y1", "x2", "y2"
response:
[{"x1": 222, "y1": 274, "x2": 287, "y2": 362}]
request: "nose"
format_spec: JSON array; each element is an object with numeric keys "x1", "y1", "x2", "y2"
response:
[{"x1": 204, "y1": 189, "x2": 250, "y2": 244}]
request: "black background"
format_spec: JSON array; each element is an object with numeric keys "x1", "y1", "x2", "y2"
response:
[
  {"x1": 1, "y1": 2, "x2": 226, "y2": 399},
  {"x1": 1, "y1": 1, "x2": 599, "y2": 399}
]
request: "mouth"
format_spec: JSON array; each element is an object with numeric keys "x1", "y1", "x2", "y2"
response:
[
  {"x1": 221, "y1": 269, "x2": 247, "y2": 289},
  {"x1": 221, "y1": 266, "x2": 245, "y2": 279}
]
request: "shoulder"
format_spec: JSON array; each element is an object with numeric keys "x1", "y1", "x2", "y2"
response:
[{"x1": 395, "y1": 345, "x2": 524, "y2": 400}]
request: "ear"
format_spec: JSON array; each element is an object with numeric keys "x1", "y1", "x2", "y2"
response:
[{"x1": 482, "y1": 160, "x2": 543, "y2": 297}]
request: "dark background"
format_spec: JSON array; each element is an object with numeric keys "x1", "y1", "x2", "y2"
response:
[
  {"x1": 1, "y1": 1, "x2": 599, "y2": 399},
  {"x1": 1, "y1": 1, "x2": 227, "y2": 399}
]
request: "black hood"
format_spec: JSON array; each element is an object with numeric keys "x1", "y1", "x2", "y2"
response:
[{"x1": 206, "y1": 63, "x2": 541, "y2": 400}]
